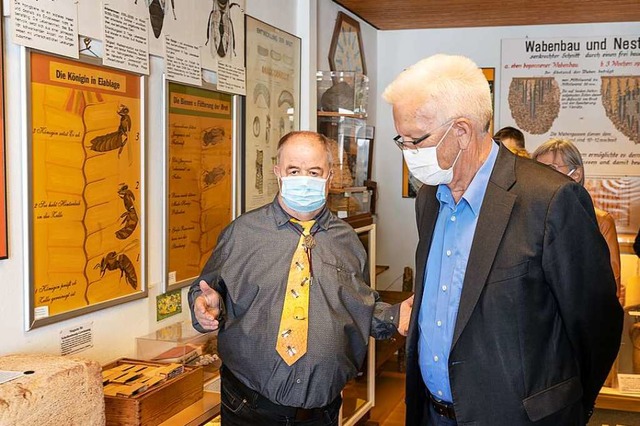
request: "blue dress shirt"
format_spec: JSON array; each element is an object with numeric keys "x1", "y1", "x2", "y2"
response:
[{"x1": 418, "y1": 142, "x2": 499, "y2": 403}]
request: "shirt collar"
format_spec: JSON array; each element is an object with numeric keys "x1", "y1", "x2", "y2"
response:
[
  {"x1": 271, "y1": 196, "x2": 331, "y2": 231},
  {"x1": 436, "y1": 141, "x2": 499, "y2": 216}
]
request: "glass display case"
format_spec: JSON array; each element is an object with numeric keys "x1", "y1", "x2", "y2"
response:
[
  {"x1": 317, "y1": 71, "x2": 369, "y2": 115},
  {"x1": 137, "y1": 321, "x2": 221, "y2": 383}
]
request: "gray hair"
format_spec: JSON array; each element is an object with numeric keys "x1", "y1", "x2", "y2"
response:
[
  {"x1": 382, "y1": 54, "x2": 493, "y2": 134},
  {"x1": 276, "y1": 131, "x2": 333, "y2": 168},
  {"x1": 531, "y1": 138, "x2": 585, "y2": 185}
]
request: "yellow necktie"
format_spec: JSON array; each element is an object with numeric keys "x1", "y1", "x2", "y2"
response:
[{"x1": 276, "y1": 219, "x2": 315, "y2": 365}]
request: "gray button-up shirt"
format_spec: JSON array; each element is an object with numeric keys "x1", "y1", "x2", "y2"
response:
[{"x1": 188, "y1": 198, "x2": 399, "y2": 408}]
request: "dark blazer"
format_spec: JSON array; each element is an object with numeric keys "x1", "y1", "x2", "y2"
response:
[{"x1": 405, "y1": 144, "x2": 623, "y2": 426}]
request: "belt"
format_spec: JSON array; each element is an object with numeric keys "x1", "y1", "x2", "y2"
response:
[
  {"x1": 221, "y1": 366, "x2": 340, "y2": 421},
  {"x1": 428, "y1": 391, "x2": 456, "y2": 420}
]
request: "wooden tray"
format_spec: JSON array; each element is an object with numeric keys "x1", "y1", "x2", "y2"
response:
[{"x1": 103, "y1": 358, "x2": 203, "y2": 426}]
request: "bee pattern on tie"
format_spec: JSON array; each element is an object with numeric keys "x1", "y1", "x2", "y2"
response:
[{"x1": 276, "y1": 219, "x2": 315, "y2": 365}]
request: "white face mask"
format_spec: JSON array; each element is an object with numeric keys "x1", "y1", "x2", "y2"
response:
[{"x1": 402, "y1": 122, "x2": 459, "y2": 186}]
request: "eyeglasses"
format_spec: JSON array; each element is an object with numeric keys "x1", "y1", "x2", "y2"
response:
[{"x1": 393, "y1": 119, "x2": 454, "y2": 151}]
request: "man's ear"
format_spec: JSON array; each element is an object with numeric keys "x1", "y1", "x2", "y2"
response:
[
  {"x1": 453, "y1": 118, "x2": 473, "y2": 150},
  {"x1": 273, "y1": 165, "x2": 281, "y2": 178}
]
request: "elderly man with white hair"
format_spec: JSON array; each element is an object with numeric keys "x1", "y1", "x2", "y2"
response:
[{"x1": 384, "y1": 54, "x2": 622, "y2": 426}]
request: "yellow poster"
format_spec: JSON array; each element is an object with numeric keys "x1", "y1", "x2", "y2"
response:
[
  {"x1": 167, "y1": 82, "x2": 233, "y2": 287},
  {"x1": 30, "y1": 52, "x2": 143, "y2": 321}
]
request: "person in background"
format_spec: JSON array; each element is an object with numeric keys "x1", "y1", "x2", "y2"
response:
[
  {"x1": 188, "y1": 131, "x2": 413, "y2": 426},
  {"x1": 531, "y1": 138, "x2": 624, "y2": 306},
  {"x1": 383, "y1": 53, "x2": 622, "y2": 425},
  {"x1": 634, "y1": 227, "x2": 640, "y2": 257},
  {"x1": 494, "y1": 126, "x2": 529, "y2": 157}
]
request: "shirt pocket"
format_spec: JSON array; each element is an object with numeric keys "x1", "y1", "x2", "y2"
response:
[
  {"x1": 486, "y1": 261, "x2": 530, "y2": 285},
  {"x1": 320, "y1": 260, "x2": 359, "y2": 287}
]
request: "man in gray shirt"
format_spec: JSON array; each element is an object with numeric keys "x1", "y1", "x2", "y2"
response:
[{"x1": 189, "y1": 130, "x2": 413, "y2": 425}]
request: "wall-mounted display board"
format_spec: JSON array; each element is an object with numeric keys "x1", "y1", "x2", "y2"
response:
[
  {"x1": 23, "y1": 50, "x2": 147, "y2": 329},
  {"x1": 243, "y1": 16, "x2": 300, "y2": 212},
  {"x1": 500, "y1": 35, "x2": 640, "y2": 177},
  {"x1": 0, "y1": 4, "x2": 7, "y2": 260},
  {"x1": 162, "y1": 81, "x2": 236, "y2": 292}
]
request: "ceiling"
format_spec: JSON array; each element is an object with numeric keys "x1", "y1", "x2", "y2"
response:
[{"x1": 331, "y1": 0, "x2": 640, "y2": 30}]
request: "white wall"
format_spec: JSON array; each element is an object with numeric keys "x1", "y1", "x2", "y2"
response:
[
  {"x1": 374, "y1": 22, "x2": 640, "y2": 291},
  {"x1": 0, "y1": 0, "x2": 306, "y2": 364}
]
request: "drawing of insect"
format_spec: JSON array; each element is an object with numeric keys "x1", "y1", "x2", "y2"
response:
[
  {"x1": 135, "y1": 0, "x2": 176, "y2": 39},
  {"x1": 89, "y1": 104, "x2": 131, "y2": 158},
  {"x1": 202, "y1": 167, "x2": 226, "y2": 187},
  {"x1": 94, "y1": 251, "x2": 138, "y2": 289},
  {"x1": 202, "y1": 127, "x2": 225, "y2": 146},
  {"x1": 206, "y1": 0, "x2": 241, "y2": 58},
  {"x1": 116, "y1": 184, "x2": 138, "y2": 240}
]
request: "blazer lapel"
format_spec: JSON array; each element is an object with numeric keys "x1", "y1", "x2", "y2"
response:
[{"x1": 451, "y1": 146, "x2": 517, "y2": 350}]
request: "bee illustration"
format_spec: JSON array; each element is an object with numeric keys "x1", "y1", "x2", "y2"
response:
[
  {"x1": 202, "y1": 127, "x2": 225, "y2": 146},
  {"x1": 135, "y1": 0, "x2": 176, "y2": 39},
  {"x1": 202, "y1": 167, "x2": 226, "y2": 187},
  {"x1": 94, "y1": 251, "x2": 138, "y2": 289},
  {"x1": 89, "y1": 104, "x2": 131, "y2": 158},
  {"x1": 206, "y1": 0, "x2": 241, "y2": 58},
  {"x1": 116, "y1": 184, "x2": 138, "y2": 240}
]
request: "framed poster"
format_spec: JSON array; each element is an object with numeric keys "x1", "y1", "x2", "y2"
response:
[
  {"x1": 0, "y1": 2, "x2": 7, "y2": 260},
  {"x1": 23, "y1": 49, "x2": 147, "y2": 329},
  {"x1": 402, "y1": 67, "x2": 495, "y2": 198},
  {"x1": 243, "y1": 16, "x2": 301, "y2": 212},
  {"x1": 162, "y1": 80, "x2": 237, "y2": 292}
]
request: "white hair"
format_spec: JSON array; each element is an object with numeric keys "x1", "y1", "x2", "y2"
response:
[{"x1": 383, "y1": 54, "x2": 493, "y2": 133}]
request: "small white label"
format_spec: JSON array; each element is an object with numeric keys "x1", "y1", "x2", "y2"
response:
[
  {"x1": 34, "y1": 306, "x2": 49, "y2": 320},
  {"x1": 0, "y1": 370, "x2": 25, "y2": 385},
  {"x1": 337, "y1": 211, "x2": 348, "y2": 219},
  {"x1": 60, "y1": 322, "x2": 93, "y2": 356},
  {"x1": 168, "y1": 271, "x2": 177, "y2": 285},
  {"x1": 618, "y1": 374, "x2": 640, "y2": 393}
]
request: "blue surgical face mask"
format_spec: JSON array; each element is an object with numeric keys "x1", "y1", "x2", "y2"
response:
[{"x1": 280, "y1": 176, "x2": 327, "y2": 213}]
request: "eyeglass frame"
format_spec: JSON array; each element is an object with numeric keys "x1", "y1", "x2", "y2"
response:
[{"x1": 392, "y1": 118, "x2": 457, "y2": 151}]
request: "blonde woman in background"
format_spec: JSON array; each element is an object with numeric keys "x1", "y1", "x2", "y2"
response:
[{"x1": 531, "y1": 138, "x2": 623, "y2": 306}]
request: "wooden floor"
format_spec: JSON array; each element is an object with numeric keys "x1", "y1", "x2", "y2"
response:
[{"x1": 366, "y1": 360, "x2": 406, "y2": 426}]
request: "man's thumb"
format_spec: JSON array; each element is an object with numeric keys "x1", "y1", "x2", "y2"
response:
[{"x1": 199, "y1": 280, "x2": 212, "y2": 294}]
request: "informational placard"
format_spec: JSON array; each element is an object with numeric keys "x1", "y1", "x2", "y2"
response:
[
  {"x1": 102, "y1": 1, "x2": 149, "y2": 74},
  {"x1": 244, "y1": 16, "x2": 300, "y2": 211},
  {"x1": 164, "y1": 35, "x2": 201, "y2": 86},
  {"x1": 217, "y1": 61, "x2": 246, "y2": 96},
  {"x1": 500, "y1": 35, "x2": 640, "y2": 176},
  {"x1": 165, "y1": 82, "x2": 233, "y2": 290},
  {"x1": 12, "y1": 0, "x2": 78, "y2": 58},
  {"x1": 60, "y1": 322, "x2": 93, "y2": 356},
  {"x1": 27, "y1": 51, "x2": 146, "y2": 329}
]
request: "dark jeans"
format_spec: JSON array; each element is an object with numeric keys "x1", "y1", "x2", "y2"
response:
[{"x1": 220, "y1": 366, "x2": 341, "y2": 426}]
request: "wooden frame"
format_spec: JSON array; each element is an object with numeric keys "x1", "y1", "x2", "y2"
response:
[
  {"x1": 23, "y1": 48, "x2": 147, "y2": 329},
  {"x1": 329, "y1": 12, "x2": 367, "y2": 75},
  {"x1": 340, "y1": 224, "x2": 376, "y2": 425},
  {"x1": 161, "y1": 78, "x2": 240, "y2": 292}
]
